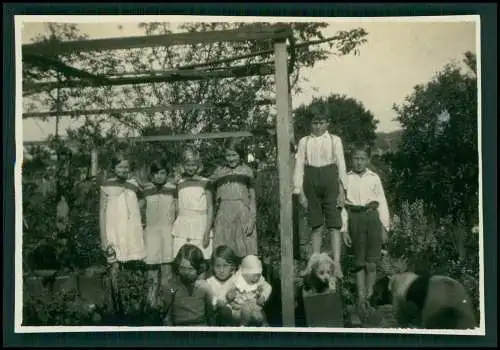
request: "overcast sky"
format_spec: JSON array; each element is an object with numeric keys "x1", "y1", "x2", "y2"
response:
[{"x1": 20, "y1": 16, "x2": 478, "y2": 141}]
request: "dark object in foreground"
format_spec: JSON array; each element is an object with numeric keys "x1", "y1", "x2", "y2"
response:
[
  {"x1": 302, "y1": 290, "x2": 344, "y2": 327},
  {"x1": 369, "y1": 272, "x2": 476, "y2": 329}
]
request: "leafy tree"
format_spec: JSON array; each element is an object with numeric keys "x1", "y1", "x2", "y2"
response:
[
  {"x1": 293, "y1": 93, "x2": 379, "y2": 167},
  {"x1": 389, "y1": 51, "x2": 478, "y2": 227}
]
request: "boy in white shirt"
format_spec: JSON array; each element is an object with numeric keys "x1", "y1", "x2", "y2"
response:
[
  {"x1": 294, "y1": 110, "x2": 347, "y2": 278},
  {"x1": 341, "y1": 144, "x2": 390, "y2": 313}
]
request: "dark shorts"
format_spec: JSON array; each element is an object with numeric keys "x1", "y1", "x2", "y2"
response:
[
  {"x1": 348, "y1": 203, "x2": 382, "y2": 268},
  {"x1": 303, "y1": 164, "x2": 342, "y2": 230}
]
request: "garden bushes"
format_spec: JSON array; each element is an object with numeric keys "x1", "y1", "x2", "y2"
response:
[{"x1": 21, "y1": 161, "x2": 479, "y2": 327}]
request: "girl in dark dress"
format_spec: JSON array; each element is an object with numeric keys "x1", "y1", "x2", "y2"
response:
[{"x1": 162, "y1": 244, "x2": 215, "y2": 326}]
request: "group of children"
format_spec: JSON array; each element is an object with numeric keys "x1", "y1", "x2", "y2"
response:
[
  {"x1": 161, "y1": 244, "x2": 272, "y2": 326},
  {"x1": 293, "y1": 109, "x2": 390, "y2": 316},
  {"x1": 99, "y1": 139, "x2": 268, "y2": 326},
  {"x1": 99, "y1": 107, "x2": 390, "y2": 326}
]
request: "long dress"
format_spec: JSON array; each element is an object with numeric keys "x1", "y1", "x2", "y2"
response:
[
  {"x1": 211, "y1": 164, "x2": 258, "y2": 258},
  {"x1": 100, "y1": 177, "x2": 146, "y2": 263},
  {"x1": 143, "y1": 181, "x2": 177, "y2": 265},
  {"x1": 170, "y1": 175, "x2": 213, "y2": 260}
]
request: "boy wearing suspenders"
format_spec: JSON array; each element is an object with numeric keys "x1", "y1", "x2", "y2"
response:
[{"x1": 293, "y1": 111, "x2": 347, "y2": 278}]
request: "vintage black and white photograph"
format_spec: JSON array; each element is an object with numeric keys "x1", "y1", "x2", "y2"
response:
[{"x1": 16, "y1": 15, "x2": 483, "y2": 334}]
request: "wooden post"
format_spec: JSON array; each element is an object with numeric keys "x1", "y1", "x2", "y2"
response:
[
  {"x1": 90, "y1": 148, "x2": 98, "y2": 177},
  {"x1": 288, "y1": 71, "x2": 303, "y2": 262},
  {"x1": 274, "y1": 39, "x2": 295, "y2": 327}
]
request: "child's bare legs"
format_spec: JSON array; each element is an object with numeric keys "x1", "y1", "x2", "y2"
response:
[
  {"x1": 160, "y1": 263, "x2": 173, "y2": 288},
  {"x1": 365, "y1": 209, "x2": 383, "y2": 303},
  {"x1": 146, "y1": 267, "x2": 160, "y2": 307},
  {"x1": 355, "y1": 268, "x2": 367, "y2": 312},
  {"x1": 365, "y1": 262, "x2": 377, "y2": 301},
  {"x1": 311, "y1": 226, "x2": 323, "y2": 254},
  {"x1": 329, "y1": 228, "x2": 343, "y2": 278},
  {"x1": 109, "y1": 262, "x2": 123, "y2": 315}
]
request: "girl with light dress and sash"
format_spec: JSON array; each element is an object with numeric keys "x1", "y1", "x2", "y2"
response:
[
  {"x1": 141, "y1": 159, "x2": 177, "y2": 307},
  {"x1": 170, "y1": 146, "x2": 214, "y2": 277},
  {"x1": 99, "y1": 153, "x2": 146, "y2": 315}
]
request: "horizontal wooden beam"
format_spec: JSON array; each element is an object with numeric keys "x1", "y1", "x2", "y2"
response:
[
  {"x1": 23, "y1": 62, "x2": 275, "y2": 93},
  {"x1": 131, "y1": 131, "x2": 258, "y2": 142},
  {"x1": 22, "y1": 99, "x2": 275, "y2": 119},
  {"x1": 22, "y1": 24, "x2": 292, "y2": 56},
  {"x1": 177, "y1": 49, "x2": 274, "y2": 71},
  {"x1": 23, "y1": 129, "x2": 276, "y2": 147},
  {"x1": 175, "y1": 34, "x2": 338, "y2": 72}
]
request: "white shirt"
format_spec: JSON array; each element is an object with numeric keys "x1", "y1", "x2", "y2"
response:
[
  {"x1": 340, "y1": 169, "x2": 390, "y2": 232},
  {"x1": 293, "y1": 132, "x2": 347, "y2": 194},
  {"x1": 206, "y1": 275, "x2": 236, "y2": 307}
]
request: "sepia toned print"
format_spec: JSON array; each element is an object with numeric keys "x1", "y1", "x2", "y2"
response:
[{"x1": 16, "y1": 15, "x2": 483, "y2": 334}]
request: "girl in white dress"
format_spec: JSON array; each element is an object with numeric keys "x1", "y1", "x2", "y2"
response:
[
  {"x1": 99, "y1": 154, "x2": 146, "y2": 314},
  {"x1": 206, "y1": 245, "x2": 239, "y2": 325},
  {"x1": 171, "y1": 147, "x2": 214, "y2": 267},
  {"x1": 142, "y1": 159, "x2": 177, "y2": 307}
]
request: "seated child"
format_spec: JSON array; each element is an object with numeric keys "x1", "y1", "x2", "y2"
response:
[
  {"x1": 206, "y1": 245, "x2": 239, "y2": 326},
  {"x1": 225, "y1": 255, "x2": 272, "y2": 326},
  {"x1": 162, "y1": 244, "x2": 215, "y2": 326}
]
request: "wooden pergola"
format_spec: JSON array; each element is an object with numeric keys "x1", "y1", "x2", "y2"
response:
[{"x1": 22, "y1": 23, "x2": 297, "y2": 326}]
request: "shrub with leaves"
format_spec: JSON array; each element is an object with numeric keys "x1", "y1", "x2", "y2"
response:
[
  {"x1": 23, "y1": 290, "x2": 88, "y2": 326},
  {"x1": 255, "y1": 167, "x2": 280, "y2": 263},
  {"x1": 113, "y1": 264, "x2": 165, "y2": 326},
  {"x1": 70, "y1": 178, "x2": 108, "y2": 269},
  {"x1": 22, "y1": 176, "x2": 107, "y2": 272}
]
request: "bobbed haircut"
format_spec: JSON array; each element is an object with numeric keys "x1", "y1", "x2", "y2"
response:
[
  {"x1": 223, "y1": 138, "x2": 247, "y2": 162},
  {"x1": 173, "y1": 243, "x2": 206, "y2": 276},
  {"x1": 110, "y1": 153, "x2": 131, "y2": 170},
  {"x1": 211, "y1": 245, "x2": 240, "y2": 267},
  {"x1": 149, "y1": 158, "x2": 169, "y2": 176}
]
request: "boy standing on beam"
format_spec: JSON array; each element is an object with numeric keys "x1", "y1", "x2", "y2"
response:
[{"x1": 293, "y1": 106, "x2": 347, "y2": 278}]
